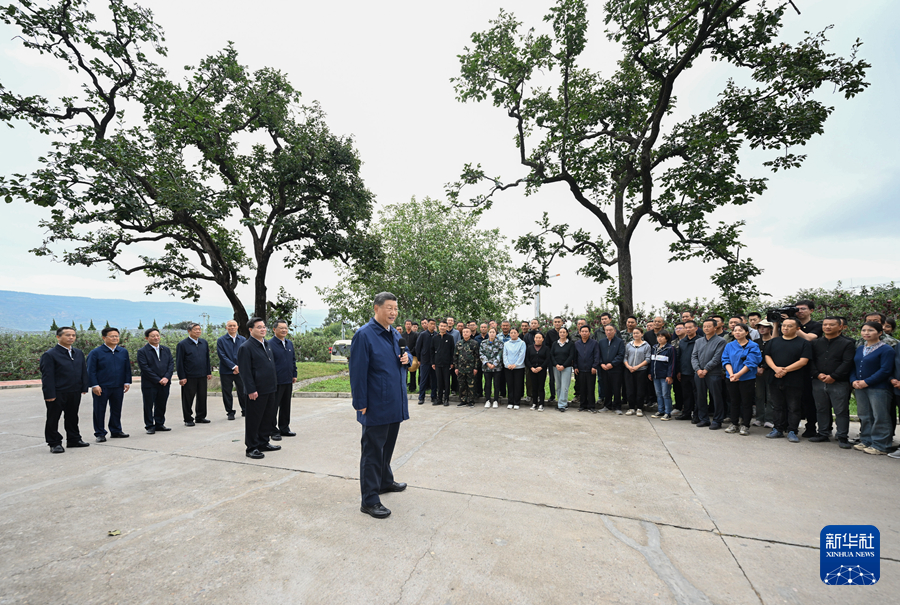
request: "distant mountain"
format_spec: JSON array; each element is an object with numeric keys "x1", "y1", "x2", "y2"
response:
[{"x1": 0, "y1": 290, "x2": 328, "y2": 332}]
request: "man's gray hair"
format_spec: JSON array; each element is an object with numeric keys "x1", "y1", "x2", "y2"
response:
[{"x1": 373, "y1": 292, "x2": 398, "y2": 307}]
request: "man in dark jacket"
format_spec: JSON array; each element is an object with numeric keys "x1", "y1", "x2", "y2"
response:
[
  {"x1": 40, "y1": 326, "x2": 90, "y2": 453},
  {"x1": 546, "y1": 316, "x2": 563, "y2": 403},
  {"x1": 349, "y1": 292, "x2": 411, "y2": 519},
  {"x1": 432, "y1": 321, "x2": 455, "y2": 406},
  {"x1": 454, "y1": 327, "x2": 480, "y2": 406},
  {"x1": 598, "y1": 324, "x2": 625, "y2": 413},
  {"x1": 574, "y1": 325, "x2": 601, "y2": 411},
  {"x1": 216, "y1": 320, "x2": 247, "y2": 420},
  {"x1": 691, "y1": 318, "x2": 727, "y2": 428},
  {"x1": 176, "y1": 323, "x2": 212, "y2": 426},
  {"x1": 406, "y1": 321, "x2": 419, "y2": 392},
  {"x1": 87, "y1": 326, "x2": 132, "y2": 442},
  {"x1": 137, "y1": 328, "x2": 174, "y2": 434},
  {"x1": 808, "y1": 316, "x2": 856, "y2": 447},
  {"x1": 268, "y1": 319, "x2": 298, "y2": 439},
  {"x1": 238, "y1": 317, "x2": 279, "y2": 460},
  {"x1": 676, "y1": 321, "x2": 699, "y2": 421},
  {"x1": 416, "y1": 319, "x2": 436, "y2": 404}
]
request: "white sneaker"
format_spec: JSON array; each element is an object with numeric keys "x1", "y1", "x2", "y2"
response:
[
  {"x1": 507, "y1": 404, "x2": 513, "y2": 409},
  {"x1": 492, "y1": 401, "x2": 498, "y2": 408},
  {"x1": 636, "y1": 409, "x2": 643, "y2": 417},
  {"x1": 887, "y1": 451, "x2": 900, "y2": 459},
  {"x1": 485, "y1": 401, "x2": 491, "y2": 408},
  {"x1": 751, "y1": 420, "x2": 762, "y2": 427},
  {"x1": 538, "y1": 405, "x2": 544, "y2": 412},
  {"x1": 513, "y1": 405, "x2": 519, "y2": 410},
  {"x1": 764, "y1": 422, "x2": 774, "y2": 428},
  {"x1": 625, "y1": 409, "x2": 634, "y2": 416},
  {"x1": 530, "y1": 404, "x2": 536, "y2": 410}
]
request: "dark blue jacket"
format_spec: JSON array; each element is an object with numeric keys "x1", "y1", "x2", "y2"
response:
[
  {"x1": 573, "y1": 338, "x2": 600, "y2": 372},
  {"x1": 649, "y1": 342, "x2": 678, "y2": 380},
  {"x1": 854, "y1": 344, "x2": 896, "y2": 390},
  {"x1": 598, "y1": 336, "x2": 625, "y2": 368},
  {"x1": 216, "y1": 333, "x2": 246, "y2": 372},
  {"x1": 237, "y1": 337, "x2": 277, "y2": 396},
  {"x1": 40, "y1": 344, "x2": 89, "y2": 399},
  {"x1": 268, "y1": 337, "x2": 298, "y2": 385},
  {"x1": 349, "y1": 318, "x2": 411, "y2": 427},
  {"x1": 679, "y1": 335, "x2": 698, "y2": 375},
  {"x1": 137, "y1": 344, "x2": 174, "y2": 388},
  {"x1": 176, "y1": 338, "x2": 211, "y2": 379},
  {"x1": 86, "y1": 345, "x2": 132, "y2": 388},
  {"x1": 415, "y1": 329, "x2": 435, "y2": 364}
]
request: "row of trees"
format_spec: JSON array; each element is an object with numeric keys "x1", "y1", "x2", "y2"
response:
[{"x1": 1, "y1": 1, "x2": 869, "y2": 327}]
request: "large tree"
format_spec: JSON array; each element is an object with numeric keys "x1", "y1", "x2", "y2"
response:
[
  {"x1": 0, "y1": 0, "x2": 377, "y2": 335},
  {"x1": 317, "y1": 197, "x2": 522, "y2": 326},
  {"x1": 449, "y1": 0, "x2": 869, "y2": 317}
]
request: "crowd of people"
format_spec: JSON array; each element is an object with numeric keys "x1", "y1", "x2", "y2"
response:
[
  {"x1": 39, "y1": 319, "x2": 299, "y2": 459},
  {"x1": 399, "y1": 303, "x2": 900, "y2": 456}
]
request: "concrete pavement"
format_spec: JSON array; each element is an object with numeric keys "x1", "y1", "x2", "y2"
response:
[{"x1": 1, "y1": 385, "x2": 898, "y2": 604}]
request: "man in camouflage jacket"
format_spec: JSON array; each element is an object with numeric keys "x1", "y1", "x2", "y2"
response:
[{"x1": 454, "y1": 327, "x2": 480, "y2": 406}]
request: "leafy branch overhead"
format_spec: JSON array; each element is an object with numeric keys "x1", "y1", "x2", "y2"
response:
[
  {"x1": 0, "y1": 0, "x2": 377, "y2": 334},
  {"x1": 448, "y1": 0, "x2": 869, "y2": 316}
]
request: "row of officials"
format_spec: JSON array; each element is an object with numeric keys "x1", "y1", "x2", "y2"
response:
[{"x1": 39, "y1": 319, "x2": 298, "y2": 458}]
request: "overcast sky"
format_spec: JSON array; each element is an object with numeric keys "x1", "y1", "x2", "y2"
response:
[{"x1": 1, "y1": 0, "x2": 897, "y2": 321}]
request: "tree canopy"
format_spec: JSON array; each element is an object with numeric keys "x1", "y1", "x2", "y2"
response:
[
  {"x1": 318, "y1": 197, "x2": 522, "y2": 325},
  {"x1": 449, "y1": 0, "x2": 869, "y2": 317},
  {"x1": 0, "y1": 0, "x2": 378, "y2": 335}
]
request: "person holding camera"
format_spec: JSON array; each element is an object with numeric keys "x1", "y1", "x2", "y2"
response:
[{"x1": 764, "y1": 318, "x2": 812, "y2": 442}]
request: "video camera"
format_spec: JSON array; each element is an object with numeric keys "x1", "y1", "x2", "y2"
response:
[{"x1": 766, "y1": 306, "x2": 798, "y2": 323}]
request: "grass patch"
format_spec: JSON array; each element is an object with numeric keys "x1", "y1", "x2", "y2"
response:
[
  {"x1": 296, "y1": 362, "x2": 347, "y2": 381},
  {"x1": 299, "y1": 377, "x2": 351, "y2": 392}
]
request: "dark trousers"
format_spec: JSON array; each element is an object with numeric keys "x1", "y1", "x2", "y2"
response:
[
  {"x1": 801, "y1": 374, "x2": 816, "y2": 432},
  {"x1": 141, "y1": 383, "x2": 169, "y2": 429},
  {"x1": 45, "y1": 391, "x2": 82, "y2": 446},
  {"x1": 600, "y1": 368, "x2": 623, "y2": 410},
  {"x1": 434, "y1": 365, "x2": 451, "y2": 402},
  {"x1": 360, "y1": 421, "x2": 400, "y2": 507},
  {"x1": 273, "y1": 383, "x2": 293, "y2": 433},
  {"x1": 483, "y1": 372, "x2": 502, "y2": 401},
  {"x1": 680, "y1": 373, "x2": 697, "y2": 418},
  {"x1": 244, "y1": 392, "x2": 276, "y2": 452},
  {"x1": 473, "y1": 363, "x2": 483, "y2": 398},
  {"x1": 672, "y1": 374, "x2": 683, "y2": 410},
  {"x1": 504, "y1": 368, "x2": 525, "y2": 405},
  {"x1": 529, "y1": 369, "x2": 547, "y2": 404},
  {"x1": 181, "y1": 376, "x2": 208, "y2": 422},
  {"x1": 548, "y1": 366, "x2": 557, "y2": 401},
  {"x1": 770, "y1": 381, "x2": 803, "y2": 433},
  {"x1": 497, "y1": 368, "x2": 507, "y2": 397},
  {"x1": 92, "y1": 386, "x2": 124, "y2": 437},
  {"x1": 417, "y1": 363, "x2": 435, "y2": 401},
  {"x1": 220, "y1": 372, "x2": 246, "y2": 416},
  {"x1": 575, "y1": 370, "x2": 597, "y2": 409},
  {"x1": 408, "y1": 365, "x2": 417, "y2": 392},
  {"x1": 726, "y1": 379, "x2": 755, "y2": 427},
  {"x1": 623, "y1": 369, "x2": 648, "y2": 410},
  {"x1": 450, "y1": 370, "x2": 459, "y2": 394},
  {"x1": 695, "y1": 373, "x2": 724, "y2": 424}
]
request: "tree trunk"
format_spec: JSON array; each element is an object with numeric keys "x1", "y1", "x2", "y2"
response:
[
  {"x1": 253, "y1": 255, "x2": 270, "y2": 327},
  {"x1": 222, "y1": 286, "x2": 251, "y2": 337},
  {"x1": 617, "y1": 244, "x2": 634, "y2": 321}
]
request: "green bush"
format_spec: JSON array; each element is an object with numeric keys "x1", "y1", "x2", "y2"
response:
[{"x1": 292, "y1": 332, "x2": 335, "y2": 363}]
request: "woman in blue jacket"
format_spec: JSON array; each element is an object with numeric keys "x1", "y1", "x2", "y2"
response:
[
  {"x1": 649, "y1": 331, "x2": 677, "y2": 420},
  {"x1": 721, "y1": 323, "x2": 762, "y2": 435},
  {"x1": 852, "y1": 321, "x2": 897, "y2": 455},
  {"x1": 502, "y1": 328, "x2": 527, "y2": 410}
]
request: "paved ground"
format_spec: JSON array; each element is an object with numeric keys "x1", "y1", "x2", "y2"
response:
[{"x1": 1, "y1": 385, "x2": 898, "y2": 604}]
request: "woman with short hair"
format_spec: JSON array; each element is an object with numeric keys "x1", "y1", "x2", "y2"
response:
[
  {"x1": 721, "y1": 323, "x2": 762, "y2": 435},
  {"x1": 649, "y1": 331, "x2": 677, "y2": 420},
  {"x1": 502, "y1": 328, "x2": 527, "y2": 410},
  {"x1": 480, "y1": 328, "x2": 504, "y2": 409},
  {"x1": 550, "y1": 327, "x2": 575, "y2": 412},
  {"x1": 852, "y1": 321, "x2": 896, "y2": 455},
  {"x1": 623, "y1": 327, "x2": 651, "y2": 416}
]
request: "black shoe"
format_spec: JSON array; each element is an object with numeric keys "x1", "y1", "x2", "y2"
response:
[
  {"x1": 360, "y1": 503, "x2": 391, "y2": 519},
  {"x1": 227, "y1": 412, "x2": 236, "y2": 420},
  {"x1": 431, "y1": 401, "x2": 442, "y2": 406},
  {"x1": 418, "y1": 400, "x2": 425, "y2": 405},
  {"x1": 110, "y1": 432, "x2": 130, "y2": 438},
  {"x1": 837, "y1": 437, "x2": 852, "y2": 449},
  {"x1": 259, "y1": 443, "x2": 281, "y2": 452},
  {"x1": 66, "y1": 440, "x2": 90, "y2": 448},
  {"x1": 578, "y1": 408, "x2": 588, "y2": 412},
  {"x1": 246, "y1": 449, "x2": 265, "y2": 459},
  {"x1": 196, "y1": 418, "x2": 211, "y2": 424},
  {"x1": 241, "y1": 411, "x2": 245, "y2": 417},
  {"x1": 95, "y1": 436, "x2": 107, "y2": 442},
  {"x1": 270, "y1": 434, "x2": 282, "y2": 441},
  {"x1": 457, "y1": 402, "x2": 468, "y2": 407},
  {"x1": 443, "y1": 401, "x2": 449, "y2": 406},
  {"x1": 801, "y1": 428, "x2": 817, "y2": 439},
  {"x1": 379, "y1": 481, "x2": 407, "y2": 494},
  {"x1": 185, "y1": 421, "x2": 195, "y2": 426},
  {"x1": 675, "y1": 415, "x2": 693, "y2": 421},
  {"x1": 709, "y1": 422, "x2": 721, "y2": 431},
  {"x1": 280, "y1": 430, "x2": 296, "y2": 437},
  {"x1": 146, "y1": 428, "x2": 156, "y2": 434},
  {"x1": 808, "y1": 435, "x2": 830, "y2": 443},
  {"x1": 696, "y1": 421, "x2": 710, "y2": 428},
  {"x1": 691, "y1": 418, "x2": 700, "y2": 424},
  {"x1": 155, "y1": 425, "x2": 171, "y2": 431},
  {"x1": 50, "y1": 445, "x2": 65, "y2": 454},
  {"x1": 559, "y1": 407, "x2": 566, "y2": 412}
]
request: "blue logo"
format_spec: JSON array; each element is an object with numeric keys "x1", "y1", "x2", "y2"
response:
[{"x1": 820, "y1": 525, "x2": 879, "y2": 585}]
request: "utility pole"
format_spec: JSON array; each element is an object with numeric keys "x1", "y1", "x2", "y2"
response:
[{"x1": 534, "y1": 274, "x2": 561, "y2": 318}]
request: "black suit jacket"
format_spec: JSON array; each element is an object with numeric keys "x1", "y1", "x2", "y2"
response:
[
  {"x1": 137, "y1": 343, "x2": 174, "y2": 388},
  {"x1": 416, "y1": 330, "x2": 435, "y2": 364},
  {"x1": 176, "y1": 338, "x2": 211, "y2": 379},
  {"x1": 40, "y1": 344, "x2": 89, "y2": 399},
  {"x1": 237, "y1": 338, "x2": 277, "y2": 396}
]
